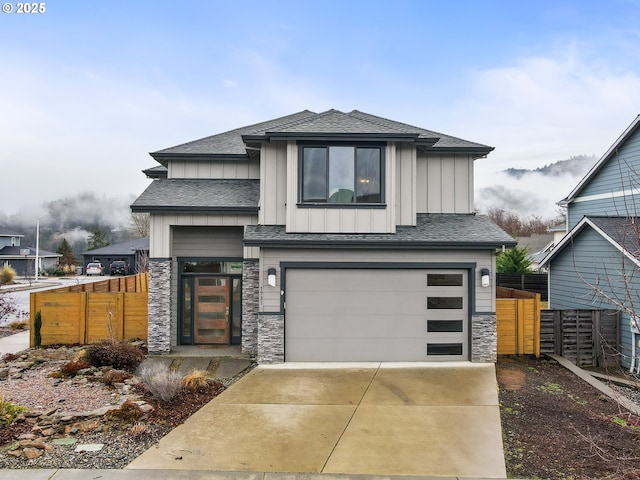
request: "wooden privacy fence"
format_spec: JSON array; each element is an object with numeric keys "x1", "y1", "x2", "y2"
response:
[
  {"x1": 540, "y1": 309, "x2": 619, "y2": 367},
  {"x1": 497, "y1": 288, "x2": 541, "y2": 357},
  {"x1": 29, "y1": 273, "x2": 148, "y2": 347}
]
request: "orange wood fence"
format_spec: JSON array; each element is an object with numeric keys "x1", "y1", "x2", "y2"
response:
[
  {"x1": 497, "y1": 289, "x2": 541, "y2": 357},
  {"x1": 29, "y1": 273, "x2": 148, "y2": 347}
]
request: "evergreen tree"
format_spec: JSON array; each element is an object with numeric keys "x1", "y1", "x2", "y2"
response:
[
  {"x1": 56, "y1": 238, "x2": 76, "y2": 265},
  {"x1": 496, "y1": 246, "x2": 532, "y2": 273},
  {"x1": 87, "y1": 228, "x2": 110, "y2": 250}
]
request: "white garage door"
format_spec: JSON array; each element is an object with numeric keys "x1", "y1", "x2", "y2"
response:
[{"x1": 284, "y1": 268, "x2": 468, "y2": 362}]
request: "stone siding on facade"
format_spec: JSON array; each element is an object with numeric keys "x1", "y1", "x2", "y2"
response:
[
  {"x1": 257, "y1": 313, "x2": 284, "y2": 363},
  {"x1": 241, "y1": 259, "x2": 259, "y2": 356},
  {"x1": 471, "y1": 314, "x2": 497, "y2": 363},
  {"x1": 147, "y1": 259, "x2": 171, "y2": 354}
]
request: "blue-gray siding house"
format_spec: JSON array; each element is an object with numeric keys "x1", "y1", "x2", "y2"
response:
[{"x1": 541, "y1": 115, "x2": 640, "y2": 369}]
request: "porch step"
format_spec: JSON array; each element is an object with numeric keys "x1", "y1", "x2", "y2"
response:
[{"x1": 136, "y1": 355, "x2": 253, "y2": 381}]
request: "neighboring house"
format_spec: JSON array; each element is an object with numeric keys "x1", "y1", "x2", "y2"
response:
[
  {"x1": 82, "y1": 237, "x2": 150, "y2": 274},
  {"x1": 517, "y1": 233, "x2": 554, "y2": 271},
  {"x1": 540, "y1": 114, "x2": 640, "y2": 368},
  {"x1": 132, "y1": 109, "x2": 515, "y2": 363},
  {"x1": 0, "y1": 226, "x2": 60, "y2": 276}
]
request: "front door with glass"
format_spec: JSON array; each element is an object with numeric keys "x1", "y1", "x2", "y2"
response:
[{"x1": 194, "y1": 277, "x2": 230, "y2": 344}]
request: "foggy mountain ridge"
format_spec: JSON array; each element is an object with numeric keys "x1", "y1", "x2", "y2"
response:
[
  {"x1": 476, "y1": 154, "x2": 598, "y2": 220},
  {"x1": 503, "y1": 154, "x2": 598, "y2": 180},
  {"x1": 0, "y1": 192, "x2": 138, "y2": 260}
]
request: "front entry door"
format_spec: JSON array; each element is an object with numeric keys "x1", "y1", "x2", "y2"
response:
[{"x1": 194, "y1": 277, "x2": 230, "y2": 344}]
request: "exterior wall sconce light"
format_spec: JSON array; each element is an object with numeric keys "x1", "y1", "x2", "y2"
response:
[
  {"x1": 481, "y1": 268, "x2": 490, "y2": 288},
  {"x1": 267, "y1": 267, "x2": 277, "y2": 287}
]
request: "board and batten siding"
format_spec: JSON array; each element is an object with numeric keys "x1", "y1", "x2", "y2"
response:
[
  {"x1": 148, "y1": 213, "x2": 257, "y2": 258},
  {"x1": 549, "y1": 226, "x2": 636, "y2": 367},
  {"x1": 395, "y1": 143, "x2": 417, "y2": 226},
  {"x1": 416, "y1": 154, "x2": 474, "y2": 214},
  {"x1": 259, "y1": 248, "x2": 495, "y2": 314},
  {"x1": 568, "y1": 129, "x2": 640, "y2": 229},
  {"x1": 259, "y1": 141, "x2": 288, "y2": 225},
  {"x1": 168, "y1": 159, "x2": 260, "y2": 179},
  {"x1": 286, "y1": 141, "x2": 396, "y2": 233}
]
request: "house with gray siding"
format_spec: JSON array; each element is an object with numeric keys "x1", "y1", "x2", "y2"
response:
[
  {"x1": 132, "y1": 109, "x2": 515, "y2": 363},
  {"x1": 0, "y1": 226, "x2": 61, "y2": 276},
  {"x1": 541, "y1": 114, "x2": 640, "y2": 369}
]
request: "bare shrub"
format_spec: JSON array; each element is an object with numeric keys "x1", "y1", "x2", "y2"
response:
[
  {"x1": 85, "y1": 341, "x2": 145, "y2": 372},
  {"x1": 101, "y1": 368, "x2": 132, "y2": 386},
  {"x1": 106, "y1": 399, "x2": 143, "y2": 423},
  {"x1": 140, "y1": 363, "x2": 182, "y2": 402},
  {"x1": 60, "y1": 359, "x2": 91, "y2": 377}
]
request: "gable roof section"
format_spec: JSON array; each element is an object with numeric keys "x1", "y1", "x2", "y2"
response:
[
  {"x1": 150, "y1": 110, "x2": 317, "y2": 162},
  {"x1": 244, "y1": 214, "x2": 516, "y2": 249},
  {"x1": 539, "y1": 215, "x2": 640, "y2": 268},
  {"x1": 131, "y1": 179, "x2": 259, "y2": 214},
  {"x1": 561, "y1": 114, "x2": 640, "y2": 205},
  {"x1": 152, "y1": 109, "x2": 493, "y2": 162}
]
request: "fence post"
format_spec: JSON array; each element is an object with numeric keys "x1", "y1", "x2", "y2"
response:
[
  {"x1": 534, "y1": 294, "x2": 541, "y2": 357},
  {"x1": 80, "y1": 292, "x2": 87, "y2": 344},
  {"x1": 517, "y1": 299, "x2": 525, "y2": 354}
]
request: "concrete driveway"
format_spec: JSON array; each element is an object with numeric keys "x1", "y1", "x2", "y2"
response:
[{"x1": 127, "y1": 362, "x2": 507, "y2": 478}]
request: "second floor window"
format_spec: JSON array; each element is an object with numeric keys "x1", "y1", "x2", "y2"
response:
[{"x1": 301, "y1": 145, "x2": 383, "y2": 204}]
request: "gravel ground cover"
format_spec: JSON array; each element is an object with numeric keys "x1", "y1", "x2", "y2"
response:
[{"x1": 0, "y1": 343, "x2": 250, "y2": 469}]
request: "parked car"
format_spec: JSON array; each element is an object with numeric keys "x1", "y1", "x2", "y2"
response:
[
  {"x1": 109, "y1": 261, "x2": 129, "y2": 276},
  {"x1": 85, "y1": 262, "x2": 104, "y2": 276}
]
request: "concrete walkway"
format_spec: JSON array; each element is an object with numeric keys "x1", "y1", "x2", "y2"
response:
[
  {"x1": 0, "y1": 470, "x2": 509, "y2": 480},
  {"x1": 0, "y1": 330, "x2": 29, "y2": 355},
  {"x1": 128, "y1": 362, "x2": 507, "y2": 479}
]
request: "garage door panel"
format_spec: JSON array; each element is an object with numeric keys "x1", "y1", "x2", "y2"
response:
[
  {"x1": 289, "y1": 315, "x2": 428, "y2": 339},
  {"x1": 286, "y1": 337, "x2": 431, "y2": 362},
  {"x1": 285, "y1": 269, "x2": 468, "y2": 362}
]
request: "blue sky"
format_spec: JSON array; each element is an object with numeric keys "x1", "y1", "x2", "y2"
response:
[{"x1": 2, "y1": 0, "x2": 640, "y2": 218}]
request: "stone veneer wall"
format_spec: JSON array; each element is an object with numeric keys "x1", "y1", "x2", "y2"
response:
[
  {"x1": 471, "y1": 314, "x2": 497, "y2": 362},
  {"x1": 257, "y1": 313, "x2": 284, "y2": 363},
  {"x1": 147, "y1": 259, "x2": 171, "y2": 354},
  {"x1": 241, "y1": 259, "x2": 259, "y2": 356}
]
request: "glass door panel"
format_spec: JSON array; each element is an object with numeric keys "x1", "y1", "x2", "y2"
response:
[
  {"x1": 231, "y1": 277, "x2": 242, "y2": 344},
  {"x1": 181, "y1": 278, "x2": 193, "y2": 343}
]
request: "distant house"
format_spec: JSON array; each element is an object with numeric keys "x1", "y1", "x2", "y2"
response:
[
  {"x1": 540, "y1": 115, "x2": 640, "y2": 369},
  {"x1": 82, "y1": 237, "x2": 149, "y2": 274},
  {"x1": 132, "y1": 109, "x2": 515, "y2": 362},
  {"x1": 517, "y1": 233, "x2": 554, "y2": 271},
  {"x1": 0, "y1": 226, "x2": 60, "y2": 276}
]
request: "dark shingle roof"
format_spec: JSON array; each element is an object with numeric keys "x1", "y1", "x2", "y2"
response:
[
  {"x1": 588, "y1": 216, "x2": 640, "y2": 258},
  {"x1": 0, "y1": 246, "x2": 59, "y2": 257},
  {"x1": 151, "y1": 110, "x2": 317, "y2": 158},
  {"x1": 152, "y1": 109, "x2": 492, "y2": 159},
  {"x1": 0, "y1": 227, "x2": 24, "y2": 237},
  {"x1": 131, "y1": 179, "x2": 259, "y2": 214},
  {"x1": 244, "y1": 214, "x2": 515, "y2": 249},
  {"x1": 267, "y1": 109, "x2": 420, "y2": 137},
  {"x1": 83, "y1": 237, "x2": 149, "y2": 256}
]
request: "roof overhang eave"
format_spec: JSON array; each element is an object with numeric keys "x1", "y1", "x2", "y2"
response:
[
  {"x1": 243, "y1": 239, "x2": 517, "y2": 249},
  {"x1": 130, "y1": 205, "x2": 258, "y2": 215}
]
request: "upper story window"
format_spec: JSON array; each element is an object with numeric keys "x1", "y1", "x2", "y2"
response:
[{"x1": 300, "y1": 145, "x2": 383, "y2": 204}]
